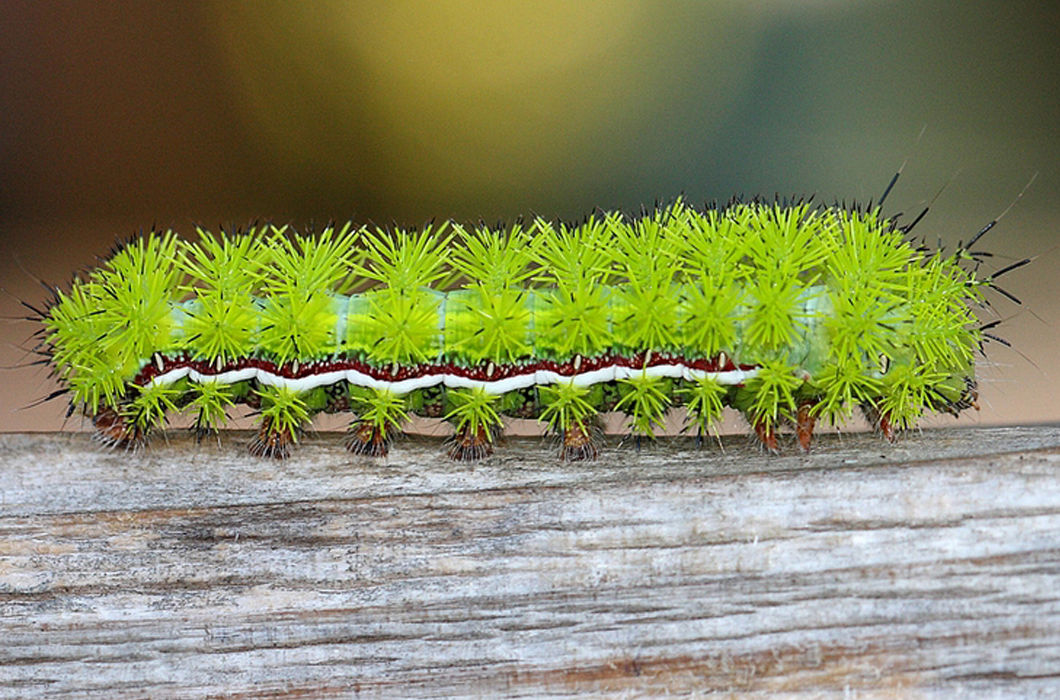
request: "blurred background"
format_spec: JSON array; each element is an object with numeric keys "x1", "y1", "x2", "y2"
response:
[{"x1": 2, "y1": 0, "x2": 1057, "y2": 433}]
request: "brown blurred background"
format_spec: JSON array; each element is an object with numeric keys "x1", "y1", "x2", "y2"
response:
[{"x1": 2, "y1": 0, "x2": 1057, "y2": 433}]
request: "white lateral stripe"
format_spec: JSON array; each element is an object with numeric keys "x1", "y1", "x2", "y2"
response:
[{"x1": 148, "y1": 363, "x2": 759, "y2": 394}]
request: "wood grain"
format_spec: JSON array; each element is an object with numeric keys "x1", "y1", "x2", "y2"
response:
[{"x1": 2, "y1": 426, "x2": 1059, "y2": 697}]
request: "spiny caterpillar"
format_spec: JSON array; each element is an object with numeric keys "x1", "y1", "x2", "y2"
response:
[{"x1": 38, "y1": 188, "x2": 1021, "y2": 461}]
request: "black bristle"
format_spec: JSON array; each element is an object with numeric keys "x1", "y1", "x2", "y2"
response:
[{"x1": 990, "y1": 258, "x2": 1032, "y2": 281}]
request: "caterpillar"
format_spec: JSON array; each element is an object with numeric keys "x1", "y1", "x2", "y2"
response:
[{"x1": 38, "y1": 185, "x2": 1022, "y2": 461}]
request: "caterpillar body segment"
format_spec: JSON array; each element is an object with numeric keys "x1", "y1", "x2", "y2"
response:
[{"x1": 41, "y1": 199, "x2": 986, "y2": 460}]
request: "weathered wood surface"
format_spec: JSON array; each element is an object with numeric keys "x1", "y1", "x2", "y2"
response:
[{"x1": 2, "y1": 426, "x2": 1059, "y2": 698}]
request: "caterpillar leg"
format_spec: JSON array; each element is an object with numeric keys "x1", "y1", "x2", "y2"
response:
[
  {"x1": 346, "y1": 388, "x2": 408, "y2": 458},
  {"x1": 560, "y1": 423, "x2": 599, "y2": 462},
  {"x1": 250, "y1": 387, "x2": 310, "y2": 459},
  {"x1": 447, "y1": 424, "x2": 499, "y2": 461},
  {"x1": 878, "y1": 414, "x2": 896, "y2": 443},
  {"x1": 796, "y1": 403, "x2": 816, "y2": 453},
  {"x1": 92, "y1": 383, "x2": 177, "y2": 450},
  {"x1": 444, "y1": 387, "x2": 503, "y2": 461},
  {"x1": 861, "y1": 404, "x2": 898, "y2": 443},
  {"x1": 249, "y1": 416, "x2": 298, "y2": 459},
  {"x1": 538, "y1": 381, "x2": 600, "y2": 461},
  {"x1": 91, "y1": 406, "x2": 149, "y2": 451},
  {"x1": 345, "y1": 420, "x2": 400, "y2": 457},
  {"x1": 752, "y1": 420, "x2": 779, "y2": 454}
]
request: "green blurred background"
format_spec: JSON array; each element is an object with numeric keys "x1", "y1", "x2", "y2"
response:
[{"x1": 2, "y1": 0, "x2": 1057, "y2": 432}]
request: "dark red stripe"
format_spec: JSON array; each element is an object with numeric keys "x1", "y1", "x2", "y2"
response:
[{"x1": 135, "y1": 352, "x2": 756, "y2": 386}]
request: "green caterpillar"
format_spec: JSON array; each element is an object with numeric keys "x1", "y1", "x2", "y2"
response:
[{"x1": 41, "y1": 195, "x2": 1001, "y2": 460}]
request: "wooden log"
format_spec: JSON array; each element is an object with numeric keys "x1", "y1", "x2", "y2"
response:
[{"x1": 2, "y1": 426, "x2": 1059, "y2": 697}]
